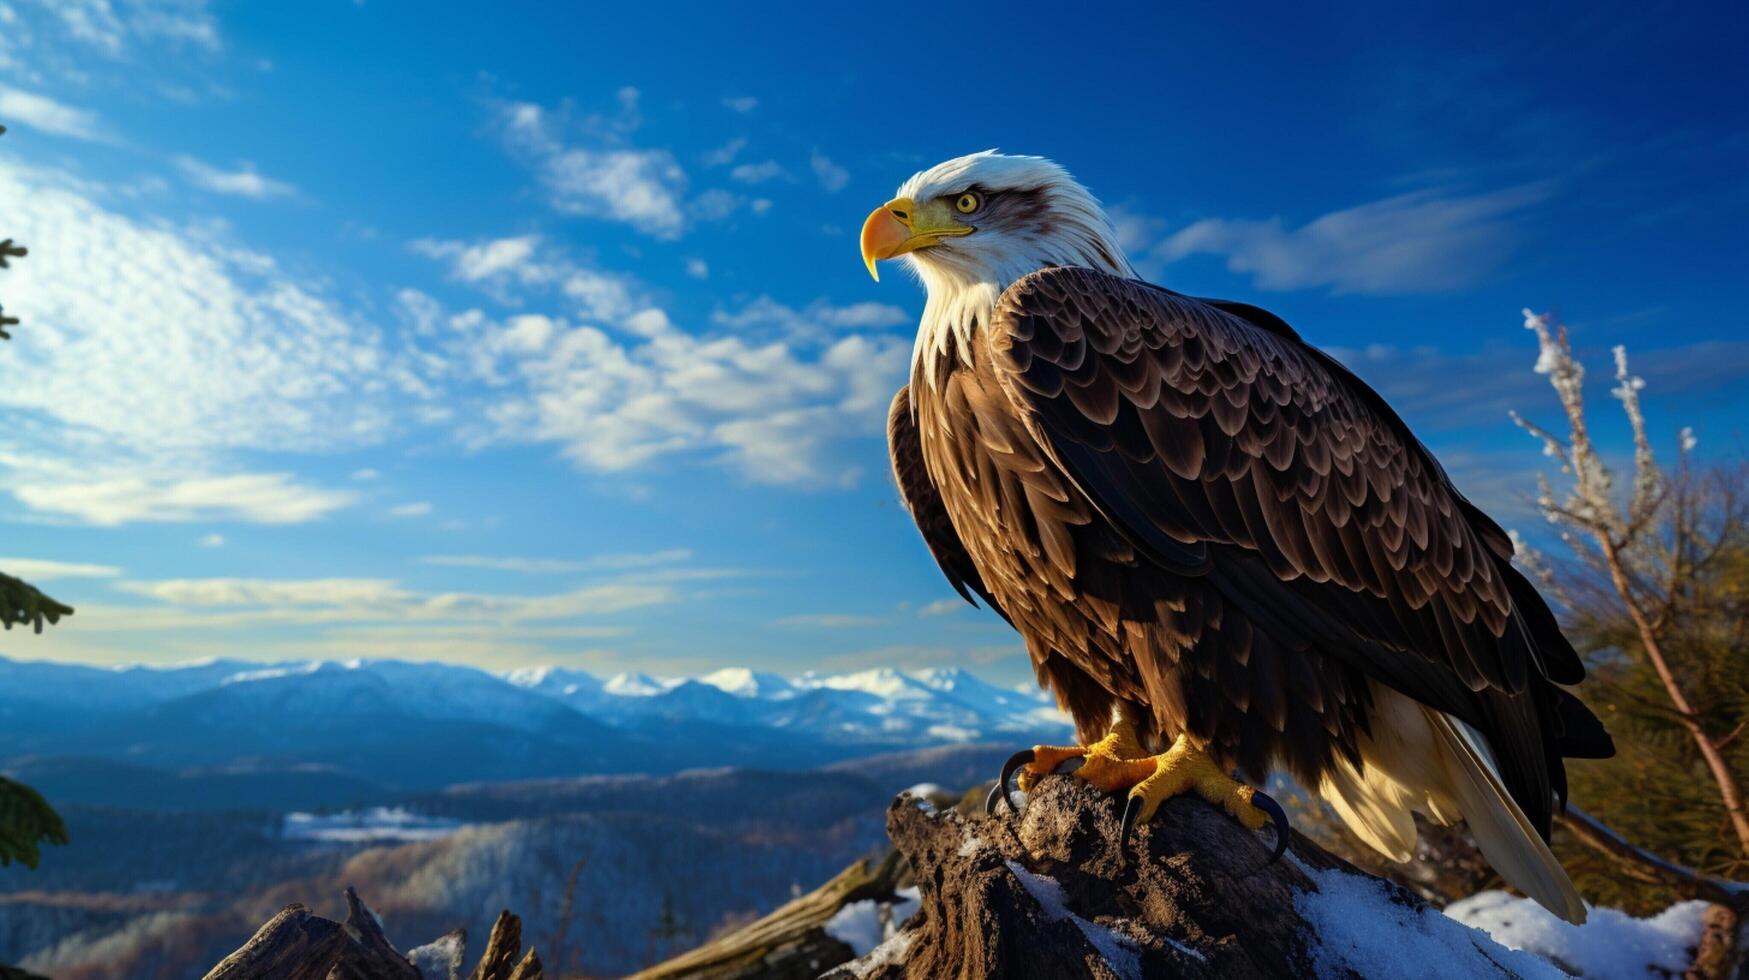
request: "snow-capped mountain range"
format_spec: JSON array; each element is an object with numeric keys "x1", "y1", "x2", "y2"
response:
[{"x1": 0, "y1": 656, "x2": 1070, "y2": 801}]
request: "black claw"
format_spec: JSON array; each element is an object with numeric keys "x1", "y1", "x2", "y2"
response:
[
  {"x1": 1117, "y1": 790, "x2": 1291, "y2": 866},
  {"x1": 989, "y1": 748, "x2": 1036, "y2": 815},
  {"x1": 1252, "y1": 790, "x2": 1292, "y2": 864},
  {"x1": 1119, "y1": 794, "x2": 1143, "y2": 853}
]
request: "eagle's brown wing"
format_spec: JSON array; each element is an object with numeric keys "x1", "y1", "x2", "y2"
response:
[
  {"x1": 888, "y1": 385, "x2": 1005, "y2": 619},
  {"x1": 986, "y1": 266, "x2": 1605, "y2": 835}
]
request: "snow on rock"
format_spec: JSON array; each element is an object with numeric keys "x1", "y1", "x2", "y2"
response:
[
  {"x1": 1446, "y1": 890, "x2": 1710, "y2": 980},
  {"x1": 1293, "y1": 858, "x2": 1570, "y2": 979},
  {"x1": 823, "y1": 887, "x2": 921, "y2": 956},
  {"x1": 1005, "y1": 861, "x2": 1147, "y2": 978}
]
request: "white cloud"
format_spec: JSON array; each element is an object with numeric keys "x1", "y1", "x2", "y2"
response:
[
  {"x1": 408, "y1": 236, "x2": 638, "y2": 324},
  {"x1": 1149, "y1": 183, "x2": 1552, "y2": 294},
  {"x1": 0, "y1": 0, "x2": 218, "y2": 82},
  {"x1": 702, "y1": 137, "x2": 747, "y2": 167},
  {"x1": 197, "y1": 533, "x2": 224, "y2": 547},
  {"x1": 0, "y1": 158, "x2": 396, "y2": 524},
  {"x1": 722, "y1": 95, "x2": 758, "y2": 113},
  {"x1": 174, "y1": 155, "x2": 295, "y2": 199},
  {"x1": 0, "y1": 85, "x2": 107, "y2": 140},
  {"x1": 39, "y1": 0, "x2": 219, "y2": 55},
  {"x1": 411, "y1": 235, "x2": 541, "y2": 283},
  {"x1": 773, "y1": 613, "x2": 884, "y2": 628},
  {"x1": 400, "y1": 279, "x2": 910, "y2": 485},
  {"x1": 710, "y1": 295, "x2": 910, "y2": 341},
  {"x1": 418, "y1": 548, "x2": 692, "y2": 574},
  {"x1": 0, "y1": 158, "x2": 396, "y2": 456},
  {"x1": 689, "y1": 188, "x2": 743, "y2": 221},
  {"x1": 810, "y1": 150, "x2": 849, "y2": 192},
  {"x1": 111, "y1": 574, "x2": 678, "y2": 624},
  {"x1": 498, "y1": 100, "x2": 688, "y2": 238},
  {"x1": 729, "y1": 160, "x2": 788, "y2": 184},
  {"x1": 0, "y1": 556, "x2": 121, "y2": 579},
  {"x1": 398, "y1": 232, "x2": 912, "y2": 486},
  {"x1": 917, "y1": 598, "x2": 964, "y2": 617},
  {"x1": 350, "y1": 468, "x2": 380, "y2": 481},
  {"x1": 6, "y1": 467, "x2": 356, "y2": 525},
  {"x1": 387, "y1": 501, "x2": 432, "y2": 518},
  {"x1": 685, "y1": 257, "x2": 709, "y2": 279}
]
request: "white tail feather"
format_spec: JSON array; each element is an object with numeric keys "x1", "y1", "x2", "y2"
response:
[{"x1": 1317, "y1": 685, "x2": 1588, "y2": 924}]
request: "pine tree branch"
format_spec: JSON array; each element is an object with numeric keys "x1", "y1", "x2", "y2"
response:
[
  {"x1": 0, "y1": 572, "x2": 74, "y2": 634},
  {"x1": 1560, "y1": 806, "x2": 1749, "y2": 912},
  {"x1": 0, "y1": 777, "x2": 68, "y2": 870}
]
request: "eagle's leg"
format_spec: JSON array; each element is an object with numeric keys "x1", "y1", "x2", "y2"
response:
[
  {"x1": 985, "y1": 714, "x2": 1153, "y2": 815},
  {"x1": 1119, "y1": 734, "x2": 1287, "y2": 857},
  {"x1": 988, "y1": 721, "x2": 1289, "y2": 862},
  {"x1": 1016, "y1": 717, "x2": 1153, "y2": 794}
]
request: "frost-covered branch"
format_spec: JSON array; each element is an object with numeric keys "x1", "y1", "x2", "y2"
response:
[{"x1": 1513, "y1": 307, "x2": 1749, "y2": 857}]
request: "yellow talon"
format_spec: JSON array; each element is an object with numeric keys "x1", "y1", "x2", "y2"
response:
[
  {"x1": 1126, "y1": 734, "x2": 1270, "y2": 830},
  {"x1": 994, "y1": 720, "x2": 1288, "y2": 862},
  {"x1": 1018, "y1": 718, "x2": 1156, "y2": 792}
]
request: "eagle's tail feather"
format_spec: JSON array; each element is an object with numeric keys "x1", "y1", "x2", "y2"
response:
[
  {"x1": 1425, "y1": 709, "x2": 1588, "y2": 924},
  {"x1": 1316, "y1": 685, "x2": 1587, "y2": 924}
]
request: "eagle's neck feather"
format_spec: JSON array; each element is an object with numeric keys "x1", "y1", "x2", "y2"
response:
[
  {"x1": 913, "y1": 274, "x2": 1000, "y2": 391},
  {"x1": 902, "y1": 206, "x2": 1133, "y2": 390}
]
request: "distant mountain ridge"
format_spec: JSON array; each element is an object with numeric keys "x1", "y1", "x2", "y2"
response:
[{"x1": 0, "y1": 655, "x2": 1070, "y2": 808}]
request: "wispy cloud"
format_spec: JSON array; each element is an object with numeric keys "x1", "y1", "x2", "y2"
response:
[
  {"x1": 917, "y1": 598, "x2": 964, "y2": 617},
  {"x1": 0, "y1": 85, "x2": 107, "y2": 141},
  {"x1": 702, "y1": 137, "x2": 747, "y2": 167},
  {"x1": 773, "y1": 613, "x2": 884, "y2": 628},
  {"x1": 174, "y1": 155, "x2": 295, "y2": 199},
  {"x1": 1142, "y1": 182, "x2": 1553, "y2": 294},
  {"x1": 1328, "y1": 336, "x2": 1749, "y2": 434},
  {"x1": 24, "y1": 0, "x2": 220, "y2": 57},
  {"x1": 721, "y1": 95, "x2": 758, "y2": 113},
  {"x1": 419, "y1": 549, "x2": 693, "y2": 574},
  {"x1": 5, "y1": 466, "x2": 356, "y2": 525},
  {"x1": 111, "y1": 574, "x2": 676, "y2": 625},
  {"x1": 387, "y1": 501, "x2": 432, "y2": 518},
  {"x1": 0, "y1": 556, "x2": 121, "y2": 579},
  {"x1": 411, "y1": 235, "x2": 541, "y2": 283},
  {"x1": 0, "y1": 158, "x2": 396, "y2": 524},
  {"x1": 398, "y1": 239, "x2": 912, "y2": 486},
  {"x1": 729, "y1": 160, "x2": 788, "y2": 184},
  {"x1": 496, "y1": 98, "x2": 689, "y2": 238},
  {"x1": 709, "y1": 295, "x2": 910, "y2": 341},
  {"x1": 810, "y1": 150, "x2": 849, "y2": 192}
]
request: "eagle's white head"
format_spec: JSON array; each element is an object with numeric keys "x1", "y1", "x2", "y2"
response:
[{"x1": 860, "y1": 151, "x2": 1133, "y2": 383}]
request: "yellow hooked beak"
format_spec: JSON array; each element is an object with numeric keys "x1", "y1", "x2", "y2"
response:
[{"x1": 859, "y1": 196, "x2": 974, "y2": 281}]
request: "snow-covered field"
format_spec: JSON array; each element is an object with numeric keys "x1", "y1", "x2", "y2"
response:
[
  {"x1": 1447, "y1": 891, "x2": 1709, "y2": 980},
  {"x1": 280, "y1": 806, "x2": 466, "y2": 844},
  {"x1": 1296, "y1": 856, "x2": 1713, "y2": 978}
]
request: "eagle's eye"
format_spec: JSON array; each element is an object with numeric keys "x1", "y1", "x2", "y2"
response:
[{"x1": 954, "y1": 192, "x2": 981, "y2": 215}]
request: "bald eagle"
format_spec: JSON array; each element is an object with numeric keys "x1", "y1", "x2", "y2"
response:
[{"x1": 863, "y1": 151, "x2": 1612, "y2": 923}]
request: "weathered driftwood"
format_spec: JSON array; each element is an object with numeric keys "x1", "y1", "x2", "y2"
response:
[
  {"x1": 628, "y1": 850, "x2": 908, "y2": 980},
  {"x1": 202, "y1": 889, "x2": 541, "y2": 980}
]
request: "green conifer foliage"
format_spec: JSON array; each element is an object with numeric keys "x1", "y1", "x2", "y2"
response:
[{"x1": 0, "y1": 122, "x2": 73, "y2": 868}]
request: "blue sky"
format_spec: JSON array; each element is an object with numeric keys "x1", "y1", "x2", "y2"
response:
[{"x1": 0, "y1": 0, "x2": 1743, "y2": 683}]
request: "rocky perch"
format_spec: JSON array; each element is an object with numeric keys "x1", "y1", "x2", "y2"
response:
[{"x1": 825, "y1": 777, "x2": 1557, "y2": 979}]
